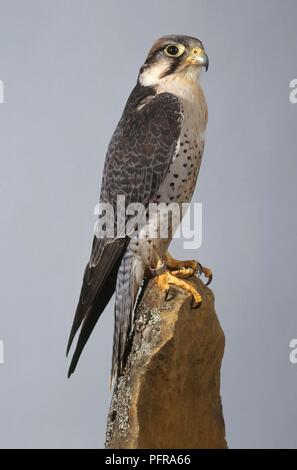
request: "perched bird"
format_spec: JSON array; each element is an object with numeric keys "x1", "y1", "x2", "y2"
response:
[{"x1": 67, "y1": 35, "x2": 211, "y2": 381}]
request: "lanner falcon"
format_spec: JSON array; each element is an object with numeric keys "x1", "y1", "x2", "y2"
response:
[{"x1": 67, "y1": 35, "x2": 211, "y2": 380}]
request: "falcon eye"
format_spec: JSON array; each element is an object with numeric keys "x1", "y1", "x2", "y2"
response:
[{"x1": 164, "y1": 44, "x2": 185, "y2": 58}]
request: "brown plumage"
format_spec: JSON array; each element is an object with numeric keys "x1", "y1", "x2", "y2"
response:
[{"x1": 67, "y1": 35, "x2": 209, "y2": 380}]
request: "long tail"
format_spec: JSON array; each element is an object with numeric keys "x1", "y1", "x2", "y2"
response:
[
  {"x1": 111, "y1": 248, "x2": 144, "y2": 381},
  {"x1": 67, "y1": 237, "x2": 128, "y2": 378}
]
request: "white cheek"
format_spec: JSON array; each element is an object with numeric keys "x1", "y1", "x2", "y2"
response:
[{"x1": 139, "y1": 62, "x2": 169, "y2": 87}]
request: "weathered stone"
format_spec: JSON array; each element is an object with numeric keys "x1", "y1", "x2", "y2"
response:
[{"x1": 105, "y1": 275, "x2": 227, "y2": 449}]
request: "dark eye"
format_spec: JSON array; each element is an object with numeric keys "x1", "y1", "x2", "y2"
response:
[
  {"x1": 165, "y1": 43, "x2": 185, "y2": 58},
  {"x1": 166, "y1": 45, "x2": 179, "y2": 56}
]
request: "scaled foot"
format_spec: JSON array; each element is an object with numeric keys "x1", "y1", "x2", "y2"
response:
[
  {"x1": 154, "y1": 268, "x2": 202, "y2": 308},
  {"x1": 163, "y1": 251, "x2": 213, "y2": 286}
]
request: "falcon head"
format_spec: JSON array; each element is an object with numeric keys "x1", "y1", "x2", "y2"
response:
[{"x1": 139, "y1": 35, "x2": 209, "y2": 88}]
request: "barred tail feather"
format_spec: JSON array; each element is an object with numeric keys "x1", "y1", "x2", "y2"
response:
[{"x1": 111, "y1": 248, "x2": 144, "y2": 382}]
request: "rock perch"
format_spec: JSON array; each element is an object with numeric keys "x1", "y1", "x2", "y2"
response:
[{"x1": 105, "y1": 275, "x2": 227, "y2": 449}]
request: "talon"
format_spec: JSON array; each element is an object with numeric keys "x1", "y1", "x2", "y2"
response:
[
  {"x1": 165, "y1": 287, "x2": 175, "y2": 301},
  {"x1": 206, "y1": 273, "x2": 213, "y2": 286},
  {"x1": 163, "y1": 252, "x2": 199, "y2": 274},
  {"x1": 198, "y1": 263, "x2": 213, "y2": 286},
  {"x1": 149, "y1": 262, "x2": 167, "y2": 277},
  {"x1": 191, "y1": 297, "x2": 202, "y2": 309},
  {"x1": 155, "y1": 270, "x2": 202, "y2": 308}
]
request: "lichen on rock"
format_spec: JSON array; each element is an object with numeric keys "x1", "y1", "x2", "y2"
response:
[{"x1": 105, "y1": 275, "x2": 227, "y2": 449}]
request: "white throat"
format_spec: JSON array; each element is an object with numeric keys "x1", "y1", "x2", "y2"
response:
[{"x1": 139, "y1": 65, "x2": 208, "y2": 133}]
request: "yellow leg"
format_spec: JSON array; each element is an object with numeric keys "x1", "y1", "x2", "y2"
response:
[
  {"x1": 163, "y1": 252, "x2": 198, "y2": 276},
  {"x1": 163, "y1": 251, "x2": 213, "y2": 286},
  {"x1": 171, "y1": 268, "x2": 195, "y2": 279},
  {"x1": 155, "y1": 270, "x2": 202, "y2": 307}
]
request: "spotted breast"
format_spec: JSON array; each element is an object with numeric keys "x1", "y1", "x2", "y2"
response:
[{"x1": 134, "y1": 73, "x2": 208, "y2": 270}]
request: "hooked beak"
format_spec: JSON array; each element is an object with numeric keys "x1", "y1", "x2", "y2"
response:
[{"x1": 186, "y1": 47, "x2": 209, "y2": 71}]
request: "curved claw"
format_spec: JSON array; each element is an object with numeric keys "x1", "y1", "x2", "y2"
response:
[
  {"x1": 198, "y1": 263, "x2": 213, "y2": 286},
  {"x1": 191, "y1": 297, "x2": 203, "y2": 309},
  {"x1": 165, "y1": 286, "x2": 175, "y2": 301},
  {"x1": 206, "y1": 273, "x2": 213, "y2": 286},
  {"x1": 197, "y1": 263, "x2": 203, "y2": 278},
  {"x1": 149, "y1": 262, "x2": 167, "y2": 277}
]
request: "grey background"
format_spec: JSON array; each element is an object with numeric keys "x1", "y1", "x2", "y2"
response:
[{"x1": 0, "y1": 0, "x2": 296, "y2": 449}]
